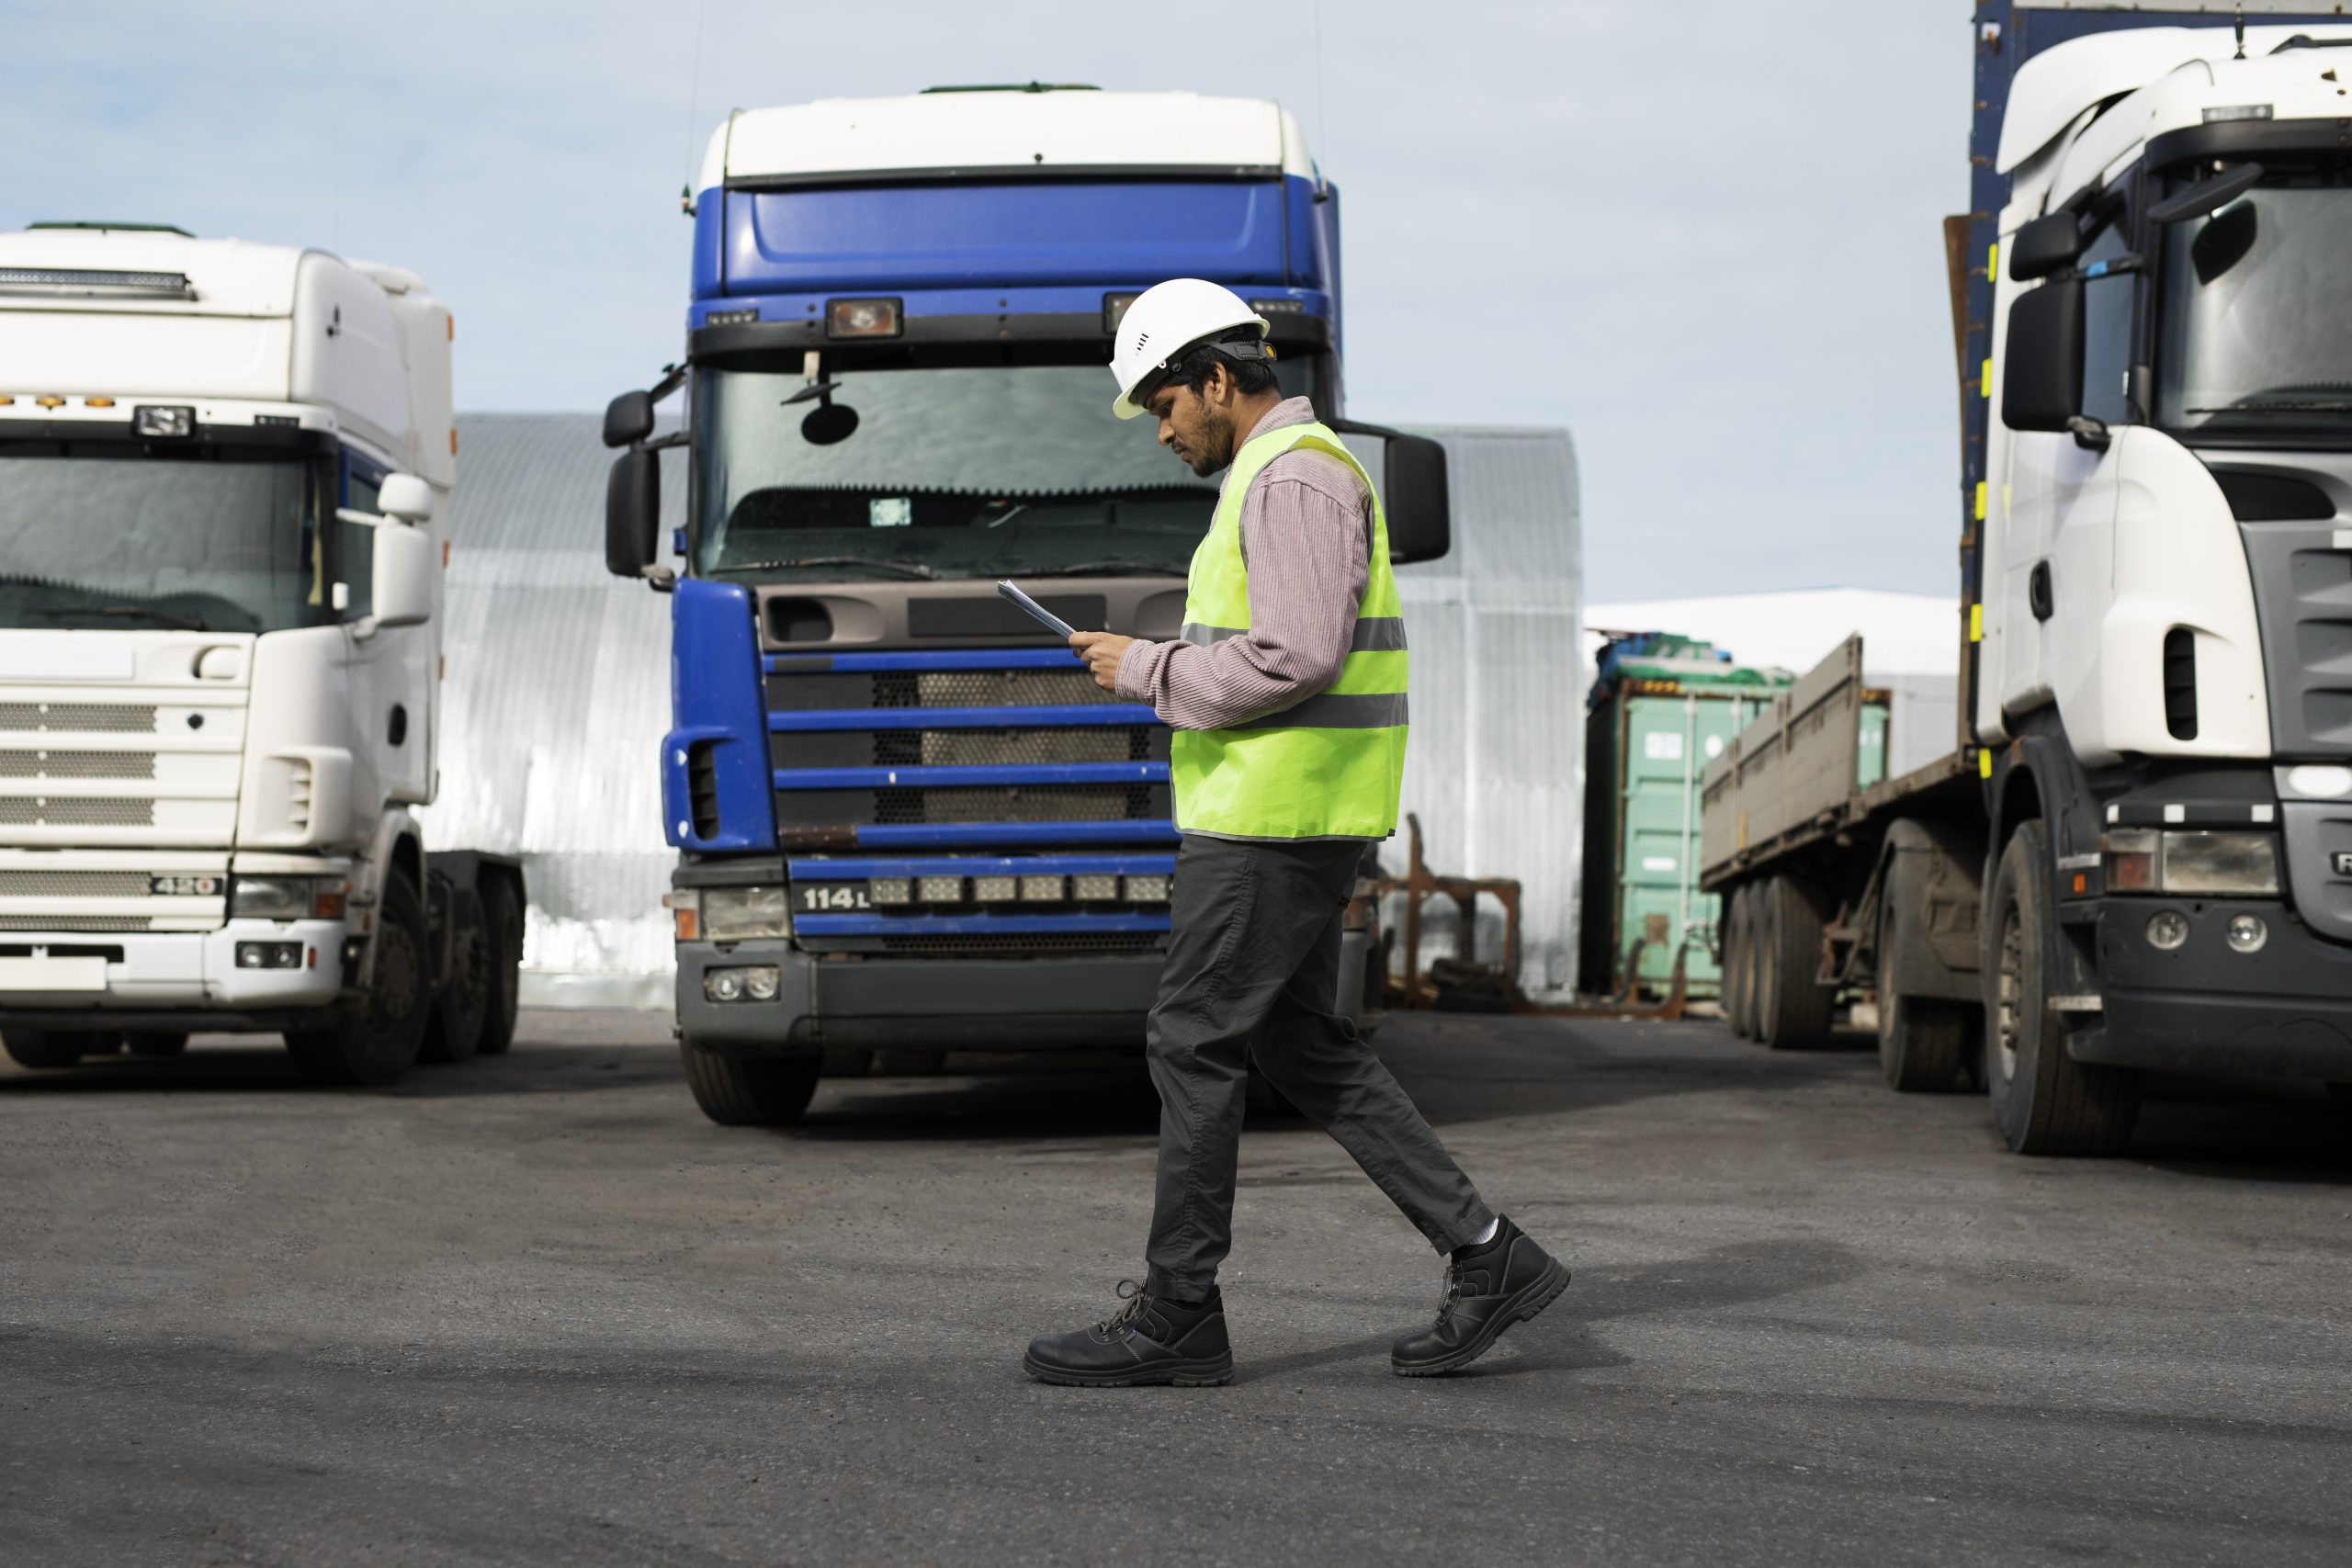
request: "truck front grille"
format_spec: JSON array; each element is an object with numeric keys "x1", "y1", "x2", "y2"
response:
[
  {"x1": 0, "y1": 703, "x2": 156, "y2": 733},
  {"x1": 871, "y1": 784, "x2": 1155, "y2": 825},
  {"x1": 0, "y1": 914, "x2": 153, "y2": 932},
  {"x1": 0, "y1": 750, "x2": 157, "y2": 780},
  {"x1": 0, "y1": 870, "x2": 154, "y2": 897},
  {"x1": 0, "y1": 798, "x2": 155, "y2": 828}
]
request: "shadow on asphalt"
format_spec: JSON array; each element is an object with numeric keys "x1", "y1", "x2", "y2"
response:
[
  {"x1": 0, "y1": 1041, "x2": 679, "y2": 1100},
  {"x1": 1232, "y1": 1238, "x2": 1867, "y2": 1385}
]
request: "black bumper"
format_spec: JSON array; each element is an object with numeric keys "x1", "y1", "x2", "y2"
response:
[
  {"x1": 674, "y1": 930, "x2": 1370, "y2": 1055},
  {"x1": 2090, "y1": 897, "x2": 2352, "y2": 1079},
  {"x1": 675, "y1": 940, "x2": 1162, "y2": 1054}
]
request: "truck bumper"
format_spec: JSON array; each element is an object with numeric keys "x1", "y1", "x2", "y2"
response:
[
  {"x1": 2089, "y1": 897, "x2": 2352, "y2": 1079},
  {"x1": 677, "y1": 939, "x2": 1164, "y2": 1054},
  {"x1": 0, "y1": 919, "x2": 345, "y2": 1025}
]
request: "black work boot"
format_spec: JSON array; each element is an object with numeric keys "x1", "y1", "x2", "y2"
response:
[
  {"x1": 1390, "y1": 1216, "x2": 1569, "y2": 1377},
  {"x1": 1024, "y1": 1280, "x2": 1234, "y2": 1387}
]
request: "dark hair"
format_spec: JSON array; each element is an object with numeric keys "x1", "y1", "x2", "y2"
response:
[{"x1": 1164, "y1": 327, "x2": 1279, "y2": 402}]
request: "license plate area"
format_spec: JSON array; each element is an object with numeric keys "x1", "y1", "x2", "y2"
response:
[{"x1": 0, "y1": 955, "x2": 108, "y2": 992}]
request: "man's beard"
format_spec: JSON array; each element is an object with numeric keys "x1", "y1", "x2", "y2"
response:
[{"x1": 1185, "y1": 409, "x2": 1234, "y2": 477}]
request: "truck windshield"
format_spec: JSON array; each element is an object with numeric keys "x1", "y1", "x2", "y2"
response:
[
  {"x1": 693, "y1": 357, "x2": 1310, "y2": 581},
  {"x1": 2157, "y1": 173, "x2": 2352, "y2": 440},
  {"x1": 0, "y1": 451, "x2": 329, "y2": 633}
]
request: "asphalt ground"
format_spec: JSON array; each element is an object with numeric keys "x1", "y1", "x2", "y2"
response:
[{"x1": 3, "y1": 1007, "x2": 2347, "y2": 1567}]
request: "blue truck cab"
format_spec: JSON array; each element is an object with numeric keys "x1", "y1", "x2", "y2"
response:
[{"x1": 602, "y1": 86, "x2": 1452, "y2": 1124}]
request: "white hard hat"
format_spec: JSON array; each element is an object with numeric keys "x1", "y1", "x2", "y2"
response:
[{"x1": 1107, "y1": 278, "x2": 1272, "y2": 420}]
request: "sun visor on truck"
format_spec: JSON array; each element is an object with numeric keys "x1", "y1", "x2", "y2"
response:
[{"x1": 705, "y1": 178, "x2": 1324, "y2": 298}]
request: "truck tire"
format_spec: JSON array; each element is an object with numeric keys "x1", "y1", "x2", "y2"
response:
[
  {"x1": 1724, "y1": 884, "x2": 1756, "y2": 1038},
  {"x1": 422, "y1": 888, "x2": 489, "y2": 1065},
  {"x1": 284, "y1": 873, "x2": 432, "y2": 1088},
  {"x1": 1876, "y1": 899, "x2": 1963, "y2": 1092},
  {"x1": 4, "y1": 1030, "x2": 90, "y2": 1069},
  {"x1": 123, "y1": 1031, "x2": 189, "y2": 1057},
  {"x1": 681, "y1": 1039, "x2": 820, "y2": 1126},
  {"x1": 475, "y1": 876, "x2": 523, "y2": 1057},
  {"x1": 1985, "y1": 821, "x2": 2142, "y2": 1155},
  {"x1": 1759, "y1": 875, "x2": 1833, "y2": 1050}
]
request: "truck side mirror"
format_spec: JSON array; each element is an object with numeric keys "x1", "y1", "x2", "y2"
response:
[
  {"x1": 606, "y1": 447, "x2": 660, "y2": 578},
  {"x1": 1329, "y1": 419, "x2": 1452, "y2": 565},
  {"x1": 376, "y1": 472, "x2": 433, "y2": 523},
  {"x1": 2007, "y1": 212, "x2": 2083, "y2": 281},
  {"x1": 369, "y1": 522, "x2": 435, "y2": 630},
  {"x1": 2001, "y1": 277, "x2": 2084, "y2": 434},
  {"x1": 1381, "y1": 433, "x2": 1452, "y2": 566},
  {"x1": 604, "y1": 389, "x2": 655, "y2": 450}
]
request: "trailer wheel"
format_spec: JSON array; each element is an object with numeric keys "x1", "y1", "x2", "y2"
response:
[
  {"x1": 422, "y1": 888, "x2": 489, "y2": 1065},
  {"x1": 3, "y1": 1031, "x2": 90, "y2": 1069},
  {"x1": 285, "y1": 873, "x2": 431, "y2": 1087},
  {"x1": 1724, "y1": 884, "x2": 1756, "y2": 1038},
  {"x1": 474, "y1": 876, "x2": 523, "y2": 1057},
  {"x1": 1876, "y1": 899, "x2": 1963, "y2": 1092},
  {"x1": 123, "y1": 1031, "x2": 188, "y2": 1058},
  {"x1": 1985, "y1": 821, "x2": 2142, "y2": 1155},
  {"x1": 1759, "y1": 876, "x2": 1833, "y2": 1050},
  {"x1": 681, "y1": 1038, "x2": 820, "y2": 1126}
]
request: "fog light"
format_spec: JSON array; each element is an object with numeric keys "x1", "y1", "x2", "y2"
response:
[
  {"x1": 1020, "y1": 875, "x2": 1065, "y2": 902},
  {"x1": 973, "y1": 875, "x2": 1016, "y2": 903},
  {"x1": 1071, "y1": 874, "x2": 1118, "y2": 901},
  {"x1": 744, "y1": 966, "x2": 781, "y2": 1000},
  {"x1": 1123, "y1": 874, "x2": 1170, "y2": 903},
  {"x1": 704, "y1": 967, "x2": 747, "y2": 1003},
  {"x1": 2145, "y1": 910, "x2": 2190, "y2": 951},
  {"x1": 918, "y1": 874, "x2": 964, "y2": 903},
  {"x1": 235, "y1": 941, "x2": 302, "y2": 969},
  {"x1": 2225, "y1": 913, "x2": 2267, "y2": 953},
  {"x1": 870, "y1": 877, "x2": 911, "y2": 906}
]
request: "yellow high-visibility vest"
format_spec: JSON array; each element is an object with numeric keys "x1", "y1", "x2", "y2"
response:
[{"x1": 1170, "y1": 420, "x2": 1408, "y2": 840}]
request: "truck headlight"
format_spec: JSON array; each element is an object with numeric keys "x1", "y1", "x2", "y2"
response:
[
  {"x1": 2100, "y1": 829, "x2": 2278, "y2": 897},
  {"x1": 230, "y1": 875, "x2": 344, "y2": 920},
  {"x1": 702, "y1": 886, "x2": 789, "y2": 941}
]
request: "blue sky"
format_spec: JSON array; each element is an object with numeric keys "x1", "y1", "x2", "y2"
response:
[{"x1": 4, "y1": 0, "x2": 1969, "y2": 603}]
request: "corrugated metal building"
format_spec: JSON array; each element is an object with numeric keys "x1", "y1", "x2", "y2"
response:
[{"x1": 425, "y1": 414, "x2": 1581, "y2": 1007}]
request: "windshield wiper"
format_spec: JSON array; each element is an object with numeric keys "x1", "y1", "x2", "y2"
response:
[
  {"x1": 715, "y1": 557, "x2": 941, "y2": 581},
  {"x1": 1016, "y1": 561, "x2": 1188, "y2": 578},
  {"x1": 24, "y1": 604, "x2": 210, "y2": 631}
]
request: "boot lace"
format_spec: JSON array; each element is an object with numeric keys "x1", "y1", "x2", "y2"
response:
[
  {"x1": 1097, "y1": 1279, "x2": 1151, "y2": 1336},
  {"x1": 1432, "y1": 1263, "x2": 1464, "y2": 1324}
]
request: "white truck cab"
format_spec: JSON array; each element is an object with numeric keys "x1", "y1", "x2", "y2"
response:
[{"x1": 0, "y1": 223, "x2": 521, "y2": 1082}]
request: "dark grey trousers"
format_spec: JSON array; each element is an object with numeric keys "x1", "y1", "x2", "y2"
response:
[{"x1": 1143, "y1": 833, "x2": 1494, "y2": 1298}]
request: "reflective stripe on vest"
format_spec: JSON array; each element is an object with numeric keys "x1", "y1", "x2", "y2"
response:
[{"x1": 1169, "y1": 420, "x2": 1408, "y2": 840}]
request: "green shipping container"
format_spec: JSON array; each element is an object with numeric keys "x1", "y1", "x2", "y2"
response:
[{"x1": 1580, "y1": 636, "x2": 1791, "y2": 999}]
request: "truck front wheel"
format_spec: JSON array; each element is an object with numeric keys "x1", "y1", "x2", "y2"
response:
[
  {"x1": 285, "y1": 873, "x2": 432, "y2": 1088},
  {"x1": 1985, "y1": 821, "x2": 2142, "y2": 1155},
  {"x1": 680, "y1": 1038, "x2": 820, "y2": 1126}
]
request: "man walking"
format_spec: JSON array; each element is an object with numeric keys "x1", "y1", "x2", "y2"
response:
[{"x1": 1023, "y1": 279, "x2": 1567, "y2": 1386}]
